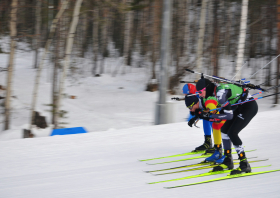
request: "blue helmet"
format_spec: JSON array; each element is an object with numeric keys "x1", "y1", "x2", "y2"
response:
[{"x1": 182, "y1": 84, "x2": 190, "y2": 94}]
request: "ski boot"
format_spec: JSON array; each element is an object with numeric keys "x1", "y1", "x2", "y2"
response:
[
  {"x1": 212, "y1": 149, "x2": 234, "y2": 171},
  {"x1": 205, "y1": 144, "x2": 222, "y2": 162},
  {"x1": 230, "y1": 152, "x2": 251, "y2": 175},
  {"x1": 193, "y1": 135, "x2": 213, "y2": 152}
]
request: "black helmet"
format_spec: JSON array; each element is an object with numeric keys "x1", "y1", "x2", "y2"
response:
[
  {"x1": 196, "y1": 78, "x2": 215, "y2": 98},
  {"x1": 185, "y1": 95, "x2": 199, "y2": 109}
]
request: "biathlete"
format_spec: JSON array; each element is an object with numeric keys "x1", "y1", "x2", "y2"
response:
[
  {"x1": 195, "y1": 77, "x2": 258, "y2": 175},
  {"x1": 182, "y1": 84, "x2": 213, "y2": 153},
  {"x1": 185, "y1": 94, "x2": 226, "y2": 162}
]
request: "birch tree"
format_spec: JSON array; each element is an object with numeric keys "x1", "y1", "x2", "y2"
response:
[
  {"x1": 235, "y1": 0, "x2": 248, "y2": 81},
  {"x1": 196, "y1": 0, "x2": 208, "y2": 74},
  {"x1": 121, "y1": 0, "x2": 133, "y2": 74},
  {"x1": 29, "y1": 0, "x2": 69, "y2": 131},
  {"x1": 56, "y1": 0, "x2": 83, "y2": 127},
  {"x1": 34, "y1": 0, "x2": 41, "y2": 69},
  {"x1": 4, "y1": 0, "x2": 18, "y2": 130}
]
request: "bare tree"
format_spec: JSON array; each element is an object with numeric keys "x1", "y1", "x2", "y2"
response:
[
  {"x1": 34, "y1": 0, "x2": 42, "y2": 69},
  {"x1": 235, "y1": 0, "x2": 249, "y2": 80},
  {"x1": 212, "y1": 0, "x2": 219, "y2": 76},
  {"x1": 56, "y1": 0, "x2": 83, "y2": 127},
  {"x1": 196, "y1": 0, "x2": 208, "y2": 74},
  {"x1": 121, "y1": 0, "x2": 133, "y2": 74},
  {"x1": 276, "y1": 0, "x2": 280, "y2": 104},
  {"x1": 4, "y1": 0, "x2": 18, "y2": 130},
  {"x1": 100, "y1": 7, "x2": 109, "y2": 74},
  {"x1": 146, "y1": 0, "x2": 161, "y2": 91},
  {"x1": 92, "y1": 0, "x2": 99, "y2": 76},
  {"x1": 29, "y1": 0, "x2": 69, "y2": 132}
]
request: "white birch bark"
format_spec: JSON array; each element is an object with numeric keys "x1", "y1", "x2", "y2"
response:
[
  {"x1": 196, "y1": 0, "x2": 208, "y2": 73},
  {"x1": 56, "y1": 0, "x2": 83, "y2": 127},
  {"x1": 121, "y1": 0, "x2": 132, "y2": 74},
  {"x1": 4, "y1": 0, "x2": 18, "y2": 130},
  {"x1": 29, "y1": 0, "x2": 69, "y2": 130},
  {"x1": 235, "y1": 0, "x2": 248, "y2": 80}
]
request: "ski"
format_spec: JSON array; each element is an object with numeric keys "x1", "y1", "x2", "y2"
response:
[
  {"x1": 147, "y1": 149, "x2": 256, "y2": 165},
  {"x1": 144, "y1": 157, "x2": 257, "y2": 173},
  {"x1": 148, "y1": 164, "x2": 271, "y2": 184},
  {"x1": 139, "y1": 150, "x2": 205, "y2": 162},
  {"x1": 153, "y1": 159, "x2": 266, "y2": 176},
  {"x1": 164, "y1": 168, "x2": 280, "y2": 189},
  {"x1": 144, "y1": 161, "x2": 214, "y2": 173}
]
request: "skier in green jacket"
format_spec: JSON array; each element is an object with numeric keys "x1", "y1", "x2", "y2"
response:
[{"x1": 195, "y1": 77, "x2": 258, "y2": 175}]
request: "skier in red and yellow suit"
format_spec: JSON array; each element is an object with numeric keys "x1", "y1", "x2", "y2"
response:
[{"x1": 186, "y1": 96, "x2": 225, "y2": 162}]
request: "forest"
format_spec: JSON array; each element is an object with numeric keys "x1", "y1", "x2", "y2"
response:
[{"x1": 0, "y1": 0, "x2": 280, "y2": 132}]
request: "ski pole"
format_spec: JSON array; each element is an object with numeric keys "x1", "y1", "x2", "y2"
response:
[
  {"x1": 180, "y1": 80, "x2": 198, "y2": 83},
  {"x1": 252, "y1": 84, "x2": 280, "y2": 97},
  {"x1": 171, "y1": 92, "x2": 200, "y2": 101},
  {"x1": 185, "y1": 69, "x2": 266, "y2": 91},
  {"x1": 258, "y1": 75, "x2": 280, "y2": 86},
  {"x1": 248, "y1": 54, "x2": 280, "y2": 79},
  {"x1": 209, "y1": 92, "x2": 280, "y2": 112}
]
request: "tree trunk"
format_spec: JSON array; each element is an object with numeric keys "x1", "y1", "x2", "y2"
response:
[
  {"x1": 146, "y1": 0, "x2": 161, "y2": 92},
  {"x1": 52, "y1": 19, "x2": 61, "y2": 128},
  {"x1": 235, "y1": 0, "x2": 248, "y2": 80},
  {"x1": 4, "y1": 0, "x2": 18, "y2": 130},
  {"x1": 196, "y1": 0, "x2": 208, "y2": 74},
  {"x1": 92, "y1": 2, "x2": 99, "y2": 76},
  {"x1": 183, "y1": 0, "x2": 191, "y2": 63},
  {"x1": 275, "y1": 0, "x2": 280, "y2": 104},
  {"x1": 212, "y1": 0, "x2": 219, "y2": 76},
  {"x1": 121, "y1": 0, "x2": 133, "y2": 74},
  {"x1": 151, "y1": 0, "x2": 161, "y2": 79},
  {"x1": 56, "y1": 0, "x2": 83, "y2": 127},
  {"x1": 34, "y1": 0, "x2": 41, "y2": 69},
  {"x1": 29, "y1": 0, "x2": 69, "y2": 131},
  {"x1": 100, "y1": 7, "x2": 108, "y2": 75}
]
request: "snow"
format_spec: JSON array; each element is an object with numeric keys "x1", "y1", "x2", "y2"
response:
[
  {"x1": 1, "y1": 112, "x2": 280, "y2": 197},
  {"x1": 0, "y1": 41, "x2": 280, "y2": 197}
]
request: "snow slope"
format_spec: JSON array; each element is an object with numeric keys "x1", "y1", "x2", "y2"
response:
[
  {"x1": 1, "y1": 39, "x2": 280, "y2": 197},
  {"x1": 1, "y1": 109, "x2": 280, "y2": 198}
]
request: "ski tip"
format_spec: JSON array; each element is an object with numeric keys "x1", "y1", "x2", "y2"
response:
[{"x1": 146, "y1": 163, "x2": 155, "y2": 165}]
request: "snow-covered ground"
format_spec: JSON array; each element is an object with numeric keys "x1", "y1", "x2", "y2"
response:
[
  {"x1": 0, "y1": 110, "x2": 280, "y2": 198},
  {"x1": 0, "y1": 40, "x2": 280, "y2": 197}
]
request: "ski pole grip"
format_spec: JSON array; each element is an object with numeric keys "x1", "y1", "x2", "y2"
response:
[{"x1": 185, "y1": 69, "x2": 194, "y2": 73}]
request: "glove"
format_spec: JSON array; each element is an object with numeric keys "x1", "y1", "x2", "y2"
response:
[
  {"x1": 171, "y1": 97, "x2": 180, "y2": 101},
  {"x1": 188, "y1": 117, "x2": 198, "y2": 127},
  {"x1": 195, "y1": 109, "x2": 212, "y2": 121}
]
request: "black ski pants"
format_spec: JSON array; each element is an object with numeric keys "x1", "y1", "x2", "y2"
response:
[{"x1": 221, "y1": 100, "x2": 258, "y2": 146}]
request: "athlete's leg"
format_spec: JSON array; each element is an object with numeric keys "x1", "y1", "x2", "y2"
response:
[{"x1": 226, "y1": 101, "x2": 258, "y2": 174}]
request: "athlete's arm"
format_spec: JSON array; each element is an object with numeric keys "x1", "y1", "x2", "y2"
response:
[{"x1": 210, "y1": 89, "x2": 233, "y2": 120}]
